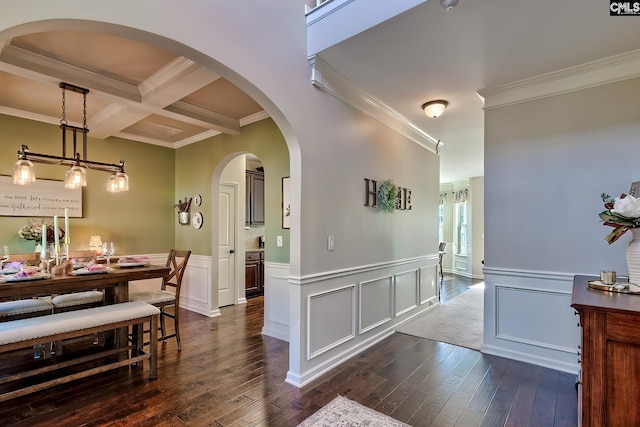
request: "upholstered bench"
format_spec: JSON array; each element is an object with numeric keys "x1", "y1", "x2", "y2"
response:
[
  {"x1": 0, "y1": 301, "x2": 159, "y2": 403},
  {"x1": 0, "y1": 299, "x2": 53, "y2": 321}
]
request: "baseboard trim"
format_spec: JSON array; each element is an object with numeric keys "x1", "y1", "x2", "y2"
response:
[
  {"x1": 286, "y1": 330, "x2": 395, "y2": 388},
  {"x1": 482, "y1": 344, "x2": 578, "y2": 375}
]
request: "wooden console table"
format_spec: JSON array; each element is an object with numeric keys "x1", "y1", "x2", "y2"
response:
[{"x1": 571, "y1": 275, "x2": 640, "y2": 426}]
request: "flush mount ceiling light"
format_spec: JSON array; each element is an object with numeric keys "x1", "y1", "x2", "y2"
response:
[
  {"x1": 12, "y1": 82, "x2": 129, "y2": 192},
  {"x1": 421, "y1": 100, "x2": 449, "y2": 118},
  {"x1": 440, "y1": 0, "x2": 459, "y2": 11}
]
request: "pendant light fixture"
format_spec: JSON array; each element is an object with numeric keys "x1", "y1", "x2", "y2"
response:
[{"x1": 12, "y1": 82, "x2": 129, "y2": 192}]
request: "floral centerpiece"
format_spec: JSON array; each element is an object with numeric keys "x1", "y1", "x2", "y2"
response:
[
  {"x1": 599, "y1": 193, "x2": 640, "y2": 244},
  {"x1": 18, "y1": 219, "x2": 65, "y2": 245},
  {"x1": 600, "y1": 192, "x2": 640, "y2": 285}
]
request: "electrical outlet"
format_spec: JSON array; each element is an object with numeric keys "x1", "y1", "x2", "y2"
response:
[
  {"x1": 328, "y1": 236, "x2": 334, "y2": 251},
  {"x1": 277, "y1": 235, "x2": 283, "y2": 247}
]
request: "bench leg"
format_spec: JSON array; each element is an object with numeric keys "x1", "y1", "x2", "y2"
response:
[{"x1": 149, "y1": 314, "x2": 158, "y2": 380}]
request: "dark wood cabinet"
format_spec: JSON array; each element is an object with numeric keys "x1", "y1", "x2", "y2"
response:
[
  {"x1": 246, "y1": 171, "x2": 264, "y2": 225},
  {"x1": 572, "y1": 275, "x2": 640, "y2": 427},
  {"x1": 245, "y1": 250, "x2": 264, "y2": 297}
]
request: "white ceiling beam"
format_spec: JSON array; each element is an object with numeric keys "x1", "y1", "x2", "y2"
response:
[
  {"x1": 0, "y1": 45, "x2": 240, "y2": 139},
  {"x1": 164, "y1": 101, "x2": 240, "y2": 134},
  {"x1": 0, "y1": 44, "x2": 140, "y2": 102},
  {"x1": 90, "y1": 58, "x2": 224, "y2": 138}
]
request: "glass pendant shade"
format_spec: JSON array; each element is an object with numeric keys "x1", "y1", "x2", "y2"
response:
[
  {"x1": 116, "y1": 171, "x2": 129, "y2": 192},
  {"x1": 12, "y1": 159, "x2": 36, "y2": 185},
  {"x1": 106, "y1": 173, "x2": 119, "y2": 193},
  {"x1": 64, "y1": 165, "x2": 87, "y2": 189}
]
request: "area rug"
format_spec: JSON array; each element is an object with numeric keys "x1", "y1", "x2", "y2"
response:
[
  {"x1": 395, "y1": 284, "x2": 484, "y2": 350},
  {"x1": 297, "y1": 395, "x2": 409, "y2": 427}
]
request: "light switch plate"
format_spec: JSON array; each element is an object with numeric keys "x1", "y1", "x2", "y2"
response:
[
  {"x1": 328, "y1": 236, "x2": 334, "y2": 251},
  {"x1": 277, "y1": 235, "x2": 283, "y2": 247}
]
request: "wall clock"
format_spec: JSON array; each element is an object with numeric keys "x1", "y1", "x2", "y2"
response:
[
  {"x1": 192, "y1": 212, "x2": 203, "y2": 229},
  {"x1": 194, "y1": 194, "x2": 202, "y2": 206}
]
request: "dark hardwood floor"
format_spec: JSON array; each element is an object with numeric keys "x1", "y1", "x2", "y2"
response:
[{"x1": 0, "y1": 275, "x2": 578, "y2": 426}]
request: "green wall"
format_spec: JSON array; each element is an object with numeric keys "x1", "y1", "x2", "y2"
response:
[
  {"x1": 175, "y1": 118, "x2": 290, "y2": 263},
  {"x1": 0, "y1": 114, "x2": 175, "y2": 255}
]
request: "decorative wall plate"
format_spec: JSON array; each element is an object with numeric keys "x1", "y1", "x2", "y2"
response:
[
  {"x1": 192, "y1": 212, "x2": 203, "y2": 229},
  {"x1": 194, "y1": 194, "x2": 202, "y2": 206}
]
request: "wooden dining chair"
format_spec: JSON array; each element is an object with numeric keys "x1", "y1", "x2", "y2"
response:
[
  {"x1": 4, "y1": 252, "x2": 41, "y2": 266},
  {"x1": 51, "y1": 250, "x2": 103, "y2": 312},
  {"x1": 129, "y1": 249, "x2": 191, "y2": 350}
]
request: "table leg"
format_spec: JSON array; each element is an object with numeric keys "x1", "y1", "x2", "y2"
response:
[{"x1": 115, "y1": 280, "x2": 130, "y2": 361}]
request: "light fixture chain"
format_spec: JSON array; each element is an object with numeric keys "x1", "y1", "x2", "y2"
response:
[
  {"x1": 83, "y1": 91, "x2": 87, "y2": 129},
  {"x1": 61, "y1": 86, "x2": 67, "y2": 125}
]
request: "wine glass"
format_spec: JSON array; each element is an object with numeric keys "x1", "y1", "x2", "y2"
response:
[
  {"x1": 102, "y1": 242, "x2": 114, "y2": 267},
  {"x1": 45, "y1": 244, "x2": 56, "y2": 273},
  {"x1": 0, "y1": 245, "x2": 8, "y2": 269}
]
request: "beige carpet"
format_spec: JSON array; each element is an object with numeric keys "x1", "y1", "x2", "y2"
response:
[
  {"x1": 298, "y1": 395, "x2": 409, "y2": 427},
  {"x1": 396, "y1": 284, "x2": 484, "y2": 350}
]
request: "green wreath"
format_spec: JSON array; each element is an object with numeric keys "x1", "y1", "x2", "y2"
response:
[{"x1": 377, "y1": 179, "x2": 398, "y2": 213}]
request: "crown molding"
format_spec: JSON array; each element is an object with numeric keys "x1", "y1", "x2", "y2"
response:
[
  {"x1": 309, "y1": 55, "x2": 439, "y2": 153},
  {"x1": 479, "y1": 49, "x2": 640, "y2": 110}
]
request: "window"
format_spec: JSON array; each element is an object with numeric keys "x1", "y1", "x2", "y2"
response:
[{"x1": 457, "y1": 201, "x2": 467, "y2": 256}]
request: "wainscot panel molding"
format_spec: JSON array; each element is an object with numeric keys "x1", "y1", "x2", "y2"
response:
[
  {"x1": 286, "y1": 255, "x2": 440, "y2": 387},
  {"x1": 262, "y1": 261, "x2": 291, "y2": 341},
  {"x1": 483, "y1": 267, "x2": 581, "y2": 374},
  {"x1": 359, "y1": 276, "x2": 393, "y2": 334},
  {"x1": 394, "y1": 269, "x2": 419, "y2": 317},
  {"x1": 307, "y1": 284, "x2": 356, "y2": 360},
  {"x1": 180, "y1": 254, "x2": 220, "y2": 318},
  {"x1": 289, "y1": 255, "x2": 436, "y2": 285},
  {"x1": 419, "y1": 266, "x2": 438, "y2": 305}
]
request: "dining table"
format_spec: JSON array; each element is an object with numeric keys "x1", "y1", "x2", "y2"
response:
[
  {"x1": 0, "y1": 264, "x2": 170, "y2": 304},
  {"x1": 0, "y1": 264, "x2": 170, "y2": 360}
]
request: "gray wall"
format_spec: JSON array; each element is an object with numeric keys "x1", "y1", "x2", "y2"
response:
[{"x1": 483, "y1": 76, "x2": 640, "y2": 373}]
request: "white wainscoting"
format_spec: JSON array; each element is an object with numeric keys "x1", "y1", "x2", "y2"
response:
[
  {"x1": 395, "y1": 269, "x2": 419, "y2": 317},
  {"x1": 359, "y1": 276, "x2": 393, "y2": 334},
  {"x1": 130, "y1": 253, "x2": 220, "y2": 318},
  {"x1": 263, "y1": 261, "x2": 291, "y2": 341},
  {"x1": 180, "y1": 254, "x2": 219, "y2": 317},
  {"x1": 286, "y1": 255, "x2": 440, "y2": 388},
  {"x1": 483, "y1": 267, "x2": 581, "y2": 374},
  {"x1": 307, "y1": 284, "x2": 356, "y2": 359}
]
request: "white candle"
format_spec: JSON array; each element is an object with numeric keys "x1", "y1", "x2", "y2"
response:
[
  {"x1": 54, "y1": 215, "x2": 59, "y2": 253},
  {"x1": 41, "y1": 224, "x2": 46, "y2": 258},
  {"x1": 64, "y1": 208, "x2": 69, "y2": 246}
]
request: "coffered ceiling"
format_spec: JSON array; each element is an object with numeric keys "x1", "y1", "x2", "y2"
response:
[{"x1": 0, "y1": 31, "x2": 268, "y2": 148}]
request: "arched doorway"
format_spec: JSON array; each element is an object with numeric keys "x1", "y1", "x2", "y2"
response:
[{"x1": 0, "y1": 13, "x2": 299, "y2": 372}]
